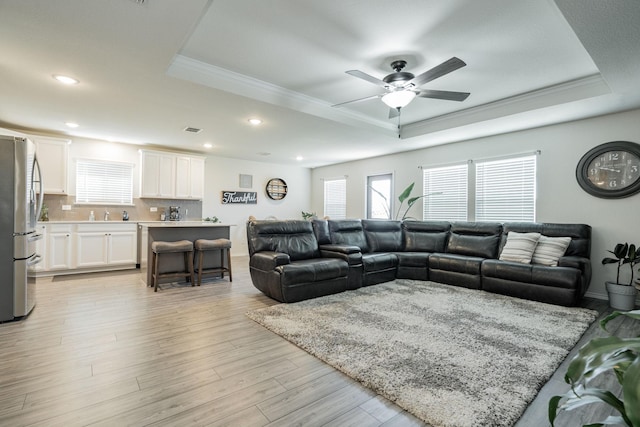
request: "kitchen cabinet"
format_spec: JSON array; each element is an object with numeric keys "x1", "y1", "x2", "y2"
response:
[
  {"x1": 47, "y1": 224, "x2": 73, "y2": 270},
  {"x1": 140, "y1": 150, "x2": 175, "y2": 198},
  {"x1": 175, "y1": 155, "x2": 205, "y2": 199},
  {"x1": 75, "y1": 223, "x2": 137, "y2": 268},
  {"x1": 140, "y1": 150, "x2": 204, "y2": 200},
  {"x1": 33, "y1": 137, "x2": 69, "y2": 194}
]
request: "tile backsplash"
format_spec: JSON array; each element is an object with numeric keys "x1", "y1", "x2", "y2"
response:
[{"x1": 41, "y1": 195, "x2": 203, "y2": 222}]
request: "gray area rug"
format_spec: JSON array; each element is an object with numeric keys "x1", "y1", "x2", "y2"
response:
[{"x1": 246, "y1": 280, "x2": 598, "y2": 427}]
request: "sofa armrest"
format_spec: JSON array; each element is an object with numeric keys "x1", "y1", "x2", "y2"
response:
[
  {"x1": 557, "y1": 255, "x2": 589, "y2": 272},
  {"x1": 320, "y1": 244, "x2": 361, "y2": 254},
  {"x1": 250, "y1": 251, "x2": 290, "y2": 271},
  {"x1": 320, "y1": 244, "x2": 363, "y2": 265},
  {"x1": 558, "y1": 255, "x2": 592, "y2": 291}
]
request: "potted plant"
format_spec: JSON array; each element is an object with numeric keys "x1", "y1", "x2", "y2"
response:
[
  {"x1": 548, "y1": 309, "x2": 640, "y2": 427},
  {"x1": 602, "y1": 243, "x2": 640, "y2": 311},
  {"x1": 369, "y1": 182, "x2": 441, "y2": 221}
]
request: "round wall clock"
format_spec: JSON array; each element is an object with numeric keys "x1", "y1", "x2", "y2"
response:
[
  {"x1": 266, "y1": 178, "x2": 288, "y2": 200},
  {"x1": 576, "y1": 141, "x2": 640, "y2": 198}
]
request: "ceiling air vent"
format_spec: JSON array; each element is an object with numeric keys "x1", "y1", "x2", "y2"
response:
[{"x1": 183, "y1": 126, "x2": 203, "y2": 134}]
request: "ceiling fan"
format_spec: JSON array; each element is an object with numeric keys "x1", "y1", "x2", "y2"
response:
[{"x1": 333, "y1": 57, "x2": 470, "y2": 119}]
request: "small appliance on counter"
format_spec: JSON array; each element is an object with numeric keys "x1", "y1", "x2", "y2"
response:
[
  {"x1": 169, "y1": 206, "x2": 180, "y2": 221},
  {"x1": 122, "y1": 210, "x2": 129, "y2": 221}
]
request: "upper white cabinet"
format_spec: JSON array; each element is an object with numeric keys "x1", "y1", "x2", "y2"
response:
[
  {"x1": 140, "y1": 150, "x2": 175, "y2": 198},
  {"x1": 33, "y1": 137, "x2": 69, "y2": 194},
  {"x1": 140, "y1": 150, "x2": 204, "y2": 200},
  {"x1": 175, "y1": 155, "x2": 205, "y2": 199}
]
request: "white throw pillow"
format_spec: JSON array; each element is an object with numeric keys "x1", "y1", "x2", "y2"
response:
[
  {"x1": 499, "y1": 231, "x2": 541, "y2": 264},
  {"x1": 532, "y1": 235, "x2": 572, "y2": 266}
]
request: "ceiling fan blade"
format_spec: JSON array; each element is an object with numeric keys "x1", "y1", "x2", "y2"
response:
[
  {"x1": 346, "y1": 70, "x2": 390, "y2": 88},
  {"x1": 417, "y1": 89, "x2": 470, "y2": 102},
  {"x1": 332, "y1": 94, "x2": 382, "y2": 108},
  {"x1": 388, "y1": 108, "x2": 400, "y2": 119},
  {"x1": 407, "y1": 57, "x2": 466, "y2": 88}
]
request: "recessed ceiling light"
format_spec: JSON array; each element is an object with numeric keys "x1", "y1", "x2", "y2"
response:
[
  {"x1": 203, "y1": 143, "x2": 213, "y2": 149},
  {"x1": 258, "y1": 152, "x2": 271, "y2": 156},
  {"x1": 53, "y1": 75, "x2": 79, "y2": 85},
  {"x1": 65, "y1": 122, "x2": 79, "y2": 128},
  {"x1": 296, "y1": 156, "x2": 303, "y2": 161},
  {"x1": 248, "y1": 118, "x2": 263, "y2": 126}
]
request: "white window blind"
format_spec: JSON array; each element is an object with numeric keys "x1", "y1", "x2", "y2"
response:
[
  {"x1": 76, "y1": 159, "x2": 134, "y2": 205},
  {"x1": 324, "y1": 178, "x2": 346, "y2": 219},
  {"x1": 475, "y1": 155, "x2": 536, "y2": 222},
  {"x1": 422, "y1": 163, "x2": 468, "y2": 221}
]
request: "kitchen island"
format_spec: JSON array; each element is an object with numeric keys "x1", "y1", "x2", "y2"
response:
[{"x1": 138, "y1": 222, "x2": 234, "y2": 286}]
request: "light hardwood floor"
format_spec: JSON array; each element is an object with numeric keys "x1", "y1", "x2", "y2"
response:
[{"x1": 0, "y1": 257, "x2": 632, "y2": 427}]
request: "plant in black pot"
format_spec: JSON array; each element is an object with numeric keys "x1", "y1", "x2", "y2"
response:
[{"x1": 602, "y1": 243, "x2": 640, "y2": 311}]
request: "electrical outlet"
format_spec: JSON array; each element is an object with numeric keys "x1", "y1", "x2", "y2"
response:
[
  {"x1": 62, "y1": 205, "x2": 71, "y2": 211},
  {"x1": 150, "y1": 207, "x2": 157, "y2": 212}
]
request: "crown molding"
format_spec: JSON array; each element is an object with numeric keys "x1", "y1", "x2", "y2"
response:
[
  {"x1": 401, "y1": 74, "x2": 610, "y2": 138},
  {"x1": 167, "y1": 54, "x2": 397, "y2": 134}
]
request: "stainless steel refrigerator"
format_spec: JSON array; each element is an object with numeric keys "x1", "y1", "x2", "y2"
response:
[{"x1": 0, "y1": 135, "x2": 44, "y2": 322}]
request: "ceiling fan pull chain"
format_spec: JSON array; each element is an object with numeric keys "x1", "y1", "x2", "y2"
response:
[{"x1": 397, "y1": 107, "x2": 401, "y2": 139}]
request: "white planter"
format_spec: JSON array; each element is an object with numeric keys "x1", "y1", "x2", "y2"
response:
[{"x1": 606, "y1": 281, "x2": 638, "y2": 311}]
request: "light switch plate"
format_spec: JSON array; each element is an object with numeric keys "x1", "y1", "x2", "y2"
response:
[
  {"x1": 150, "y1": 207, "x2": 157, "y2": 212},
  {"x1": 62, "y1": 205, "x2": 71, "y2": 211}
]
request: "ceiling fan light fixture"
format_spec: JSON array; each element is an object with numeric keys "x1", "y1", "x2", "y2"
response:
[{"x1": 381, "y1": 90, "x2": 416, "y2": 109}]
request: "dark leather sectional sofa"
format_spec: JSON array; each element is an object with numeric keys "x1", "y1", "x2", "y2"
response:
[{"x1": 246, "y1": 218, "x2": 591, "y2": 306}]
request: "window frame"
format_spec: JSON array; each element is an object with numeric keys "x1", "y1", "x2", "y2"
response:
[{"x1": 366, "y1": 173, "x2": 393, "y2": 219}]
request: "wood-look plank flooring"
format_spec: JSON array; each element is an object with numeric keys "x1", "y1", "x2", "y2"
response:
[{"x1": 0, "y1": 257, "x2": 633, "y2": 427}]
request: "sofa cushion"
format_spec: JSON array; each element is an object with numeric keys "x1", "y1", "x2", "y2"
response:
[
  {"x1": 499, "y1": 231, "x2": 541, "y2": 264},
  {"x1": 247, "y1": 220, "x2": 319, "y2": 261},
  {"x1": 402, "y1": 221, "x2": 451, "y2": 252},
  {"x1": 531, "y1": 235, "x2": 572, "y2": 266},
  {"x1": 279, "y1": 258, "x2": 348, "y2": 286},
  {"x1": 396, "y1": 252, "x2": 430, "y2": 267},
  {"x1": 312, "y1": 219, "x2": 331, "y2": 245},
  {"x1": 429, "y1": 253, "x2": 484, "y2": 275},
  {"x1": 446, "y1": 223, "x2": 501, "y2": 260},
  {"x1": 328, "y1": 219, "x2": 369, "y2": 252},
  {"x1": 362, "y1": 252, "x2": 398, "y2": 272},
  {"x1": 363, "y1": 220, "x2": 403, "y2": 252}
]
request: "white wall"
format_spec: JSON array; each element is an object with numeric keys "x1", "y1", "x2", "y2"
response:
[
  {"x1": 311, "y1": 108, "x2": 640, "y2": 301},
  {"x1": 201, "y1": 157, "x2": 311, "y2": 256}
]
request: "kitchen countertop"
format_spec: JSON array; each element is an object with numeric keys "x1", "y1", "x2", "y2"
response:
[
  {"x1": 39, "y1": 220, "x2": 231, "y2": 226},
  {"x1": 137, "y1": 221, "x2": 234, "y2": 227}
]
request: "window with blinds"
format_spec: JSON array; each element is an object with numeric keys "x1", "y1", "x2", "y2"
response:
[
  {"x1": 75, "y1": 159, "x2": 134, "y2": 205},
  {"x1": 324, "y1": 178, "x2": 346, "y2": 219},
  {"x1": 475, "y1": 155, "x2": 536, "y2": 222},
  {"x1": 422, "y1": 163, "x2": 468, "y2": 221}
]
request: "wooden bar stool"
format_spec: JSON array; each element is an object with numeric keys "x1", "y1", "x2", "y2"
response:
[
  {"x1": 194, "y1": 238, "x2": 232, "y2": 286},
  {"x1": 150, "y1": 240, "x2": 195, "y2": 292}
]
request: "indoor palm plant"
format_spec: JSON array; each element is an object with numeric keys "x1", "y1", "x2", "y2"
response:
[
  {"x1": 549, "y1": 309, "x2": 640, "y2": 427},
  {"x1": 602, "y1": 243, "x2": 640, "y2": 311}
]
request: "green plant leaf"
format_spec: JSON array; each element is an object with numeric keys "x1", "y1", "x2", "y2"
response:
[
  {"x1": 565, "y1": 336, "x2": 640, "y2": 383},
  {"x1": 614, "y1": 243, "x2": 629, "y2": 259},
  {"x1": 548, "y1": 394, "x2": 563, "y2": 425},
  {"x1": 398, "y1": 182, "x2": 414, "y2": 203},
  {"x1": 600, "y1": 310, "x2": 640, "y2": 332},
  {"x1": 623, "y1": 357, "x2": 640, "y2": 426}
]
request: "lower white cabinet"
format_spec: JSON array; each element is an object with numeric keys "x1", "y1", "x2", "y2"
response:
[
  {"x1": 37, "y1": 222, "x2": 137, "y2": 274},
  {"x1": 47, "y1": 224, "x2": 73, "y2": 271},
  {"x1": 76, "y1": 223, "x2": 137, "y2": 268}
]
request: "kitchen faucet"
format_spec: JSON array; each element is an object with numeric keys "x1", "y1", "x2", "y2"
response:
[{"x1": 104, "y1": 210, "x2": 109, "y2": 221}]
